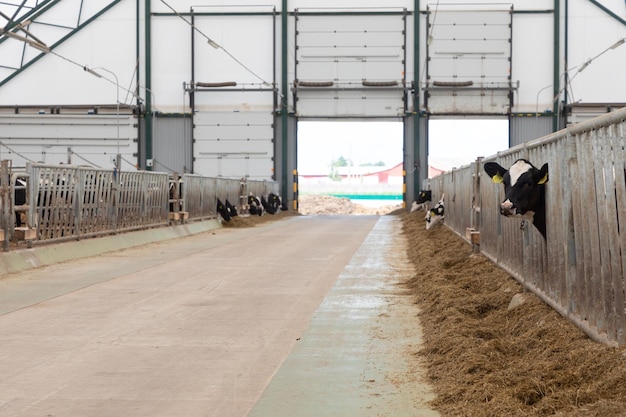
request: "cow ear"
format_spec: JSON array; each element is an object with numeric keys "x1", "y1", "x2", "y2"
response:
[
  {"x1": 537, "y1": 163, "x2": 549, "y2": 184},
  {"x1": 484, "y1": 162, "x2": 506, "y2": 184}
]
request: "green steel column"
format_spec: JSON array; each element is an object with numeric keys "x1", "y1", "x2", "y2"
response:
[
  {"x1": 413, "y1": 0, "x2": 421, "y2": 196},
  {"x1": 281, "y1": 0, "x2": 289, "y2": 199},
  {"x1": 552, "y1": 0, "x2": 560, "y2": 132},
  {"x1": 136, "y1": 0, "x2": 142, "y2": 168},
  {"x1": 145, "y1": 0, "x2": 153, "y2": 170}
]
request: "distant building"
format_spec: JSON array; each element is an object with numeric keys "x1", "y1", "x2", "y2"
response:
[
  {"x1": 299, "y1": 162, "x2": 446, "y2": 184},
  {"x1": 299, "y1": 162, "x2": 403, "y2": 185}
]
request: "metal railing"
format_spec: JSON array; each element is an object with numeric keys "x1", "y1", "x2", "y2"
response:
[
  {"x1": 423, "y1": 106, "x2": 626, "y2": 347},
  {"x1": 0, "y1": 162, "x2": 279, "y2": 247}
]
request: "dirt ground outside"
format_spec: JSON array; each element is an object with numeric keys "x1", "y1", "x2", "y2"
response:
[{"x1": 228, "y1": 195, "x2": 626, "y2": 417}]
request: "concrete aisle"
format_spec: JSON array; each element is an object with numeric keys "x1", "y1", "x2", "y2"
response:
[
  {"x1": 0, "y1": 216, "x2": 438, "y2": 417},
  {"x1": 247, "y1": 216, "x2": 439, "y2": 417},
  {"x1": 0, "y1": 216, "x2": 378, "y2": 417}
]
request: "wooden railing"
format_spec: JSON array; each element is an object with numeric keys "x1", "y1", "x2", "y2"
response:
[{"x1": 423, "y1": 106, "x2": 626, "y2": 347}]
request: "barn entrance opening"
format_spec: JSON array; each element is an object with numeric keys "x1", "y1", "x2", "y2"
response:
[
  {"x1": 427, "y1": 119, "x2": 509, "y2": 177},
  {"x1": 297, "y1": 120, "x2": 403, "y2": 213}
]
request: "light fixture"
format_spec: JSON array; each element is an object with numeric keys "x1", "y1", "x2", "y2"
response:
[
  {"x1": 4, "y1": 31, "x2": 50, "y2": 53},
  {"x1": 83, "y1": 66, "x2": 103, "y2": 78},
  {"x1": 610, "y1": 37, "x2": 625, "y2": 50},
  {"x1": 207, "y1": 38, "x2": 220, "y2": 49}
]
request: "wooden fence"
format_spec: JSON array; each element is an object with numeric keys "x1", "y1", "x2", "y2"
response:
[
  {"x1": 424, "y1": 106, "x2": 626, "y2": 347},
  {"x1": 0, "y1": 162, "x2": 278, "y2": 248}
]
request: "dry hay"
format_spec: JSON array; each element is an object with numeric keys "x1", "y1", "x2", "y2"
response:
[
  {"x1": 221, "y1": 209, "x2": 297, "y2": 228},
  {"x1": 400, "y1": 210, "x2": 626, "y2": 417},
  {"x1": 221, "y1": 194, "x2": 398, "y2": 228}
]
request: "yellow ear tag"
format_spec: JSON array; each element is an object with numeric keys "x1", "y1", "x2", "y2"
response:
[
  {"x1": 538, "y1": 173, "x2": 548, "y2": 185},
  {"x1": 492, "y1": 173, "x2": 504, "y2": 184}
]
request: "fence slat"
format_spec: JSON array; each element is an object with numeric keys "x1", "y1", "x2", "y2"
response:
[{"x1": 423, "y1": 106, "x2": 626, "y2": 346}]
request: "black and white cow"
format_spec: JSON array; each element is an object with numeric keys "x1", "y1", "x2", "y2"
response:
[
  {"x1": 484, "y1": 159, "x2": 549, "y2": 238},
  {"x1": 248, "y1": 194, "x2": 263, "y2": 216},
  {"x1": 267, "y1": 192, "x2": 283, "y2": 214},
  {"x1": 425, "y1": 194, "x2": 444, "y2": 230},
  {"x1": 216, "y1": 198, "x2": 231, "y2": 222},
  {"x1": 225, "y1": 199, "x2": 238, "y2": 217},
  {"x1": 260, "y1": 195, "x2": 273, "y2": 214},
  {"x1": 11, "y1": 177, "x2": 28, "y2": 227},
  {"x1": 411, "y1": 190, "x2": 432, "y2": 212}
]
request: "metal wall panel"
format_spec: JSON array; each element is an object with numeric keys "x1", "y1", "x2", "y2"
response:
[
  {"x1": 151, "y1": 115, "x2": 193, "y2": 174},
  {"x1": 0, "y1": 114, "x2": 138, "y2": 171},
  {"x1": 294, "y1": 12, "x2": 406, "y2": 118},
  {"x1": 424, "y1": 6, "x2": 513, "y2": 115},
  {"x1": 193, "y1": 111, "x2": 274, "y2": 179},
  {"x1": 509, "y1": 115, "x2": 553, "y2": 147}
]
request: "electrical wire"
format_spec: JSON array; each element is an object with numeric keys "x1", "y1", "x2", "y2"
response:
[
  {"x1": 153, "y1": 158, "x2": 177, "y2": 174},
  {"x1": 0, "y1": 140, "x2": 35, "y2": 163},
  {"x1": 69, "y1": 150, "x2": 101, "y2": 168},
  {"x1": 160, "y1": 0, "x2": 270, "y2": 86},
  {"x1": 420, "y1": 0, "x2": 440, "y2": 87},
  {"x1": 120, "y1": 155, "x2": 137, "y2": 169}
]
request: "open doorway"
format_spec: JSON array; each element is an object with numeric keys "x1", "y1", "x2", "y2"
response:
[
  {"x1": 428, "y1": 119, "x2": 509, "y2": 177},
  {"x1": 297, "y1": 120, "x2": 404, "y2": 209}
]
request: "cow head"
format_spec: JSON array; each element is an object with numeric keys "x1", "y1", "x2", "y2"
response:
[
  {"x1": 216, "y1": 198, "x2": 231, "y2": 222},
  {"x1": 411, "y1": 190, "x2": 432, "y2": 212},
  {"x1": 425, "y1": 194, "x2": 444, "y2": 230},
  {"x1": 268, "y1": 193, "x2": 282, "y2": 213},
  {"x1": 225, "y1": 199, "x2": 238, "y2": 217},
  {"x1": 484, "y1": 159, "x2": 548, "y2": 237},
  {"x1": 248, "y1": 194, "x2": 263, "y2": 216}
]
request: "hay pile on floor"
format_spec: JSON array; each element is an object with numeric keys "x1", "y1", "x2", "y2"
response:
[
  {"x1": 221, "y1": 209, "x2": 296, "y2": 228},
  {"x1": 400, "y1": 210, "x2": 626, "y2": 416}
]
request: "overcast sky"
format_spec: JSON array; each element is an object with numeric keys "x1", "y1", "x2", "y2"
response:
[{"x1": 297, "y1": 119, "x2": 509, "y2": 176}]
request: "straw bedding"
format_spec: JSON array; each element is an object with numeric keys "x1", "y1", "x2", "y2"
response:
[{"x1": 400, "y1": 209, "x2": 626, "y2": 417}]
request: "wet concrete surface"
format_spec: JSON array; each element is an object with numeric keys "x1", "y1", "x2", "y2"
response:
[
  {"x1": 0, "y1": 215, "x2": 438, "y2": 417},
  {"x1": 247, "y1": 216, "x2": 439, "y2": 417}
]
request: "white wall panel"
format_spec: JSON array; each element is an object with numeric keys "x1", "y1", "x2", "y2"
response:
[
  {"x1": 0, "y1": 1, "x2": 137, "y2": 106},
  {"x1": 424, "y1": 6, "x2": 513, "y2": 114},
  {"x1": 511, "y1": 13, "x2": 554, "y2": 113},
  {"x1": 294, "y1": 12, "x2": 406, "y2": 117},
  {"x1": 0, "y1": 114, "x2": 138, "y2": 170},
  {"x1": 0, "y1": 0, "x2": 625, "y2": 183},
  {"x1": 193, "y1": 111, "x2": 273, "y2": 179},
  {"x1": 1, "y1": 0, "x2": 624, "y2": 113}
]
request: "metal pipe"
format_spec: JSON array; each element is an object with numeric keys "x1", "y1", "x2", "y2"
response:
[
  {"x1": 490, "y1": 106, "x2": 626, "y2": 160},
  {"x1": 413, "y1": 0, "x2": 421, "y2": 200},
  {"x1": 280, "y1": 0, "x2": 289, "y2": 203},
  {"x1": 552, "y1": 0, "x2": 560, "y2": 132},
  {"x1": 144, "y1": 0, "x2": 153, "y2": 170},
  {"x1": 190, "y1": 7, "x2": 196, "y2": 173}
]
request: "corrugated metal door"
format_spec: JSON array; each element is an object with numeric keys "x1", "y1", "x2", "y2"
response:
[
  {"x1": 151, "y1": 115, "x2": 193, "y2": 174},
  {"x1": 293, "y1": 11, "x2": 407, "y2": 118},
  {"x1": 193, "y1": 111, "x2": 274, "y2": 180}
]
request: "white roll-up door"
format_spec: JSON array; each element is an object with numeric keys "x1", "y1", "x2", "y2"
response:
[
  {"x1": 193, "y1": 111, "x2": 274, "y2": 180},
  {"x1": 293, "y1": 11, "x2": 407, "y2": 118}
]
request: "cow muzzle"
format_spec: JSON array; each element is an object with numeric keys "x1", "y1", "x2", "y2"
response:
[{"x1": 500, "y1": 200, "x2": 517, "y2": 216}]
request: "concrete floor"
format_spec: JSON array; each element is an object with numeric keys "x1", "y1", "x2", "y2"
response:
[{"x1": 0, "y1": 215, "x2": 438, "y2": 417}]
